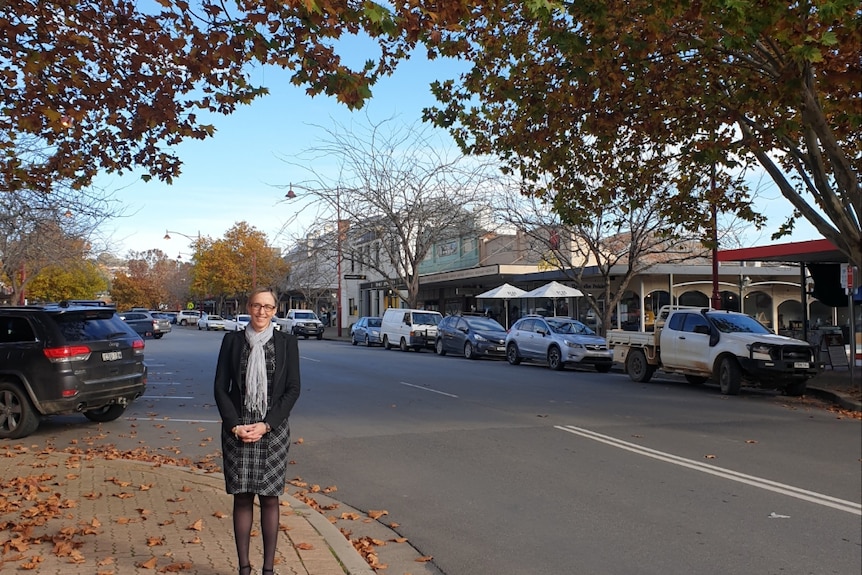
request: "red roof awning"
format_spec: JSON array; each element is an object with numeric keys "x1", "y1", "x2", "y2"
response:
[{"x1": 717, "y1": 239, "x2": 845, "y2": 264}]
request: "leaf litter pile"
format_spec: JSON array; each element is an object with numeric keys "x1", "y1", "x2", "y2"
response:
[{"x1": 0, "y1": 442, "x2": 230, "y2": 573}]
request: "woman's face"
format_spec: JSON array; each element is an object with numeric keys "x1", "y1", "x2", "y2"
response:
[{"x1": 247, "y1": 291, "x2": 277, "y2": 332}]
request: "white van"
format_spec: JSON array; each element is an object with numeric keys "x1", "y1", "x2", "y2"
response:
[{"x1": 381, "y1": 308, "x2": 443, "y2": 351}]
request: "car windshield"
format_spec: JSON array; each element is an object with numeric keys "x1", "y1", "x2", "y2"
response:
[
  {"x1": 367, "y1": 318, "x2": 382, "y2": 327},
  {"x1": 413, "y1": 312, "x2": 441, "y2": 325},
  {"x1": 707, "y1": 312, "x2": 772, "y2": 334},
  {"x1": 209, "y1": 315, "x2": 223, "y2": 321},
  {"x1": 296, "y1": 312, "x2": 317, "y2": 320},
  {"x1": 547, "y1": 319, "x2": 595, "y2": 335},
  {"x1": 466, "y1": 317, "x2": 505, "y2": 331}
]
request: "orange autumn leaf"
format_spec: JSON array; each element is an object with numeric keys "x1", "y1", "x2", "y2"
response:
[
  {"x1": 136, "y1": 556, "x2": 159, "y2": 569},
  {"x1": 367, "y1": 509, "x2": 388, "y2": 519},
  {"x1": 295, "y1": 542, "x2": 315, "y2": 550},
  {"x1": 147, "y1": 536, "x2": 165, "y2": 546},
  {"x1": 187, "y1": 519, "x2": 203, "y2": 531},
  {"x1": 415, "y1": 555, "x2": 433, "y2": 562},
  {"x1": 160, "y1": 561, "x2": 194, "y2": 572}
]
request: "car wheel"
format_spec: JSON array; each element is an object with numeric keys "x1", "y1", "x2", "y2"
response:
[
  {"x1": 365, "y1": 335, "x2": 373, "y2": 348},
  {"x1": 784, "y1": 379, "x2": 807, "y2": 397},
  {"x1": 316, "y1": 334, "x2": 323, "y2": 340},
  {"x1": 0, "y1": 380, "x2": 40, "y2": 439},
  {"x1": 685, "y1": 374, "x2": 708, "y2": 385},
  {"x1": 547, "y1": 346, "x2": 564, "y2": 371},
  {"x1": 464, "y1": 342, "x2": 476, "y2": 360},
  {"x1": 180, "y1": 320, "x2": 187, "y2": 326},
  {"x1": 383, "y1": 335, "x2": 391, "y2": 350},
  {"x1": 595, "y1": 364, "x2": 612, "y2": 373},
  {"x1": 290, "y1": 327, "x2": 297, "y2": 335},
  {"x1": 83, "y1": 403, "x2": 127, "y2": 423},
  {"x1": 625, "y1": 349, "x2": 654, "y2": 383},
  {"x1": 153, "y1": 333, "x2": 163, "y2": 339},
  {"x1": 399, "y1": 338, "x2": 408, "y2": 352},
  {"x1": 506, "y1": 343, "x2": 521, "y2": 365},
  {"x1": 352, "y1": 335, "x2": 358, "y2": 346},
  {"x1": 435, "y1": 338, "x2": 446, "y2": 356},
  {"x1": 718, "y1": 356, "x2": 742, "y2": 395}
]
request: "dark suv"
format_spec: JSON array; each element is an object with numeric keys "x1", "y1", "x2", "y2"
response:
[{"x1": 0, "y1": 304, "x2": 147, "y2": 439}]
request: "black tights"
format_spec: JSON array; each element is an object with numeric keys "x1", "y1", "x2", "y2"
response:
[{"x1": 233, "y1": 493, "x2": 280, "y2": 572}]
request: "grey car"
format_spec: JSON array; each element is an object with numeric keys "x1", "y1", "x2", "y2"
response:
[
  {"x1": 120, "y1": 310, "x2": 171, "y2": 339},
  {"x1": 505, "y1": 316, "x2": 613, "y2": 372},
  {"x1": 351, "y1": 316, "x2": 382, "y2": 346}
]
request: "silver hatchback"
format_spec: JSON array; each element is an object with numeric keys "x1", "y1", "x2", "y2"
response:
[{"x1": 505, "y1": 316, "x2": 612, "y2": 372}]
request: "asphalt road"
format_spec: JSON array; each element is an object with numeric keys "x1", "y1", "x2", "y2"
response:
[{"x1": 36, "y1": 327, "x2": 862, "y2": 575}]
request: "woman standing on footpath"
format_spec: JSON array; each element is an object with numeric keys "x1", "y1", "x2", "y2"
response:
[{"x1": 214, "y1": 287, "x2": 301, "y2": 575}]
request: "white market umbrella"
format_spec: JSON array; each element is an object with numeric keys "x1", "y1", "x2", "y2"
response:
[
  {"x1": 476, "y1": 283, "x2": 527, "y2": 327},
  {"x1": 521, "y1": 281, "x2": 583, "y2": 316}
]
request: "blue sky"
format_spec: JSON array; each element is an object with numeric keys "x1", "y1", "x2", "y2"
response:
[{"x1": 99, "y1": 48, "x2": 820, "y2": 258}]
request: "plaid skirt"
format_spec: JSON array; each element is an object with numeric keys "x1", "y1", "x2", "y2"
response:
[{"x1": 221, "y1": 415, "x2": 291, "y2": 496}]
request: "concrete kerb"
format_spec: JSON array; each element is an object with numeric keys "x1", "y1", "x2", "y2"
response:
[
  {"x1": 288, "y1": 497, "x2": 376, "y2": 575},
  {"x1": 128, "y1": 460, "x2": 377, "y2": 575}
]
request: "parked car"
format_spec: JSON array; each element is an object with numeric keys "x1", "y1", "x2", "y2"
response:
[
  {"x1": 351, "y1": 316, "x2": 382, "y2": 346},
  {"x1": 160, "y1": 311, "x2": 179, "y2": 324},
  {"x1": 0, "y1": 304, "x2": 147, "y2": 439},
  {"x1": 198, "y1": 313, "x2": 228, "y2": 331},
  {"x1": 233, "y1": 314, "x2": 251, "y2": 331},
  {"x1": 120, "y1": 310, "x2": 172, "y2": 339},
  {"x1": 435, "y1": 314, "x2": 508, "y2": 359},
  {"x1": 275, "y1": 309, "x2": 325, "y2": 339},
  {"x1": 176, "y1": 309, "x2": 201, "y2": 326},
  {"x1": 380, "y1": 308, "x2": 443, "y2": 351},
  {"x1": 505, "y1": 316, "x2": 613, "y2": 372}
]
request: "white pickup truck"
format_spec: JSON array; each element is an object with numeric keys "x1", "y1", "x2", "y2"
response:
[
  {"x1": 606, "y1": 306, "x2": 820, "y2": 396},
  {"x1": 275, "y1": 309, "x2": 325, "y2": 339}
]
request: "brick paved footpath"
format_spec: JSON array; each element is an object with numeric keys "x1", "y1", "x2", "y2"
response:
[{"x1": 0, "y1": 450, "x2": 374, "y2": 575}]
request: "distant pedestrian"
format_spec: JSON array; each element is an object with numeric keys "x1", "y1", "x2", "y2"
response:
[{"x1": 214, "y1": 287, "x2": 301, "y2": 575}]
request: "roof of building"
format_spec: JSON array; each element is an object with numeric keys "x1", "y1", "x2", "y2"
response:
[{"x1": 717, "y1": 238, "x2": 845, "y2": 264}]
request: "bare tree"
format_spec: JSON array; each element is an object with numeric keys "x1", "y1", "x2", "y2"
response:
[
  {"x1": 279, "y1": 117, "x2": 498, "y2": 308},
  {"x1": 282, "y1": 237, "x2": 336, "y2": 314},
  {"x1": 0, "y1": 183, "x2": 121, "y2": 304},
  {"x1": 495, "y1": 184, "x2": 704, "y2": 335}
]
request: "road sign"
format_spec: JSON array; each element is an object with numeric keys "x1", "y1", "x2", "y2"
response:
[{"x1": 344, "y1": 274, "x2": 366, "y2": 280}]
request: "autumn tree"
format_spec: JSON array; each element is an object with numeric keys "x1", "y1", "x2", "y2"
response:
[
  {"x1": 110, "y1": 249, "x2": 175, "y2": 310},
  {"x1": 192, "y1": 222, "x2": 288, "y2": 311},
  {"x1": 25, "y1": 260, "x2": 110, "y2": 303},
  {"x1": 282, "y1": 118, "x2": 497, "y2": 308},
  {"x1": 424, "y1": 1, "x2": 861, "y2": 268},
  {"x1": 2, "y1": 1, "x2": 475, "y2": 195}
]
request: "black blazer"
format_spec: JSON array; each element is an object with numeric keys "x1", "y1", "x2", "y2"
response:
[{"x1": 213, "y1": 329, "x2": 301, "y2": 431}]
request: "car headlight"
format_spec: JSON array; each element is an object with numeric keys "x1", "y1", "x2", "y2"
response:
[
  {"x1": 748, "y1": 342, "x2": 774, "y2": 361},
  {"x1": 564, "y1": 340, "x2": 584, "y2": 349},
  {"x1": 474, "y1": 334, "x2": 488, "y2": 342},
  {"x1": 371, "y1": 330, "x2": 379, "y2": 336}
]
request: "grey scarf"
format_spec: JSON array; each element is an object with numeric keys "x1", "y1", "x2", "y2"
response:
[{"x1": 244, "y1": 323, "x2": 274, "y2": 418}]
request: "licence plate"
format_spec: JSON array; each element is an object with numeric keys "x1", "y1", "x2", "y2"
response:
[
  {"x1": 497, "y1": 346, "x2": 506, "y2": 352},
  {"x1": 793, "y1": 361, "x2": 809, "y2": 369},
  {"x1": 102, "y1": 351, "x2": 123, "y2": 362}
]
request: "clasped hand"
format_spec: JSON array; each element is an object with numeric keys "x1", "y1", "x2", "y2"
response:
[{"x1": 232, "y1": 422, "x2": 267, "y2": 442}]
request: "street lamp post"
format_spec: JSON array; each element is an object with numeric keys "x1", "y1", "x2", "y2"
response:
[{"x1": 286, "y1": 184, "x2": 345, "y2": 337}]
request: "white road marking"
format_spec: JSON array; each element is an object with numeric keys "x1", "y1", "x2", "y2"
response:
[
  {"x1": 147, "y1": 382, "x2": 182, "y2": 385},
  {"x1": 141, "y1": 395, "x2": 194, "y2": 399},
  {"x1": 399, "y1": 381, "x2": 459, "y2": 398},
  {"x1": 556, "y1": 425, "x2": 862, "y2": 516}
]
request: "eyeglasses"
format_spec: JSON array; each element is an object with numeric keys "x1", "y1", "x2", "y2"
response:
[{"x1": 250, "y1": 303, "x2": 276, "y2": 312}]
